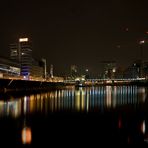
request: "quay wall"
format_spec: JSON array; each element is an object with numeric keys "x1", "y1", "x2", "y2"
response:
[{"x1": 0, "y1": 78, "x2": 65, "y2": 94}]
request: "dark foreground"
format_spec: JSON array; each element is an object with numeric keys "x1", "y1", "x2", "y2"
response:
[{"x1": 0, "y1": 108, "x2": 148, "y2": 147}]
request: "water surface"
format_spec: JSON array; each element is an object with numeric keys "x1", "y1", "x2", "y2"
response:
[{"x1": 0, "y1": 85, "x2": 148, "y2": 147}]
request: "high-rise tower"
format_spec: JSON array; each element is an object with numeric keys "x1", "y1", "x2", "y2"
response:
[{"x1": 10, "y1": 38, "x2": 32, "y2": 77}]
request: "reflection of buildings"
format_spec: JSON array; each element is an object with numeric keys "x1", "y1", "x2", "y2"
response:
[
  {"x1": 0, "y1": 99, "x2": 21, "y2": 118},
  {"x1": 0, "y1": 86, "x2": 146, "y2": 117},
  {"x1": 75, "y1": 87, "x2": 86, "y2": 111},
  {"x1": 106, "y1": 86, "x2": 112, "y2": 107}
]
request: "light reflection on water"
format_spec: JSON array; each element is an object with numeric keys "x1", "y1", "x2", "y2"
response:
[
  {"x1": 22, "y1": 126, "x2": 32, "y2": 145},
  {"x1": 0, "y1": 86, "x2": 147, "y2": 117},
  {"x1": 0, "y1": 86, "x2": 147, "y2": 146}
]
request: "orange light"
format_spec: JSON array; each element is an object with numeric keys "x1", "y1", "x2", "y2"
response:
[{"x1": 22, "y1": 127, "x2": 32, "y2": 144}]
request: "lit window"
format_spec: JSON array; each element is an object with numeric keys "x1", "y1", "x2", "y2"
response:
[{"x1": 19, "y1": 38, "x2": 28, "y2": 42}]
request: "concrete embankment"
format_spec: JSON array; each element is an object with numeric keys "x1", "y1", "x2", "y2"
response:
[{"x1": 0, "y1": 78, "x2": 66, "y2": 94}]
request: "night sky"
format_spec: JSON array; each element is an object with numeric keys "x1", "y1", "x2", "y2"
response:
[{"x1": 0, "y1": 0, "x2": 148, "y2": 75}]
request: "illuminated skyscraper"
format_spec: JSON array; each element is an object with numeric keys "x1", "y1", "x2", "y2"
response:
[{"x1": 10, "y1": 38, "x2": 32, "y2": 77}]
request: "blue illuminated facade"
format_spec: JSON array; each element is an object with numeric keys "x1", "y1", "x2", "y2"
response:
[{"x1": 20, "y1": 43, "x2": 32, "y2": 77}]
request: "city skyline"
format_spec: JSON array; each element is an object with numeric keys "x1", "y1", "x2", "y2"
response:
[{"x1": 0, "y1": 0, "x2": 148, "y2": 75}]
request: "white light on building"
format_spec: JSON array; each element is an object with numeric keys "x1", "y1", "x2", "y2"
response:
[
  {"x1": 139, "y1": 40, "x2": 145, "y2": 44},
  {"x1": 19, "y1": 38, "x2": 28, "y2": 42}
]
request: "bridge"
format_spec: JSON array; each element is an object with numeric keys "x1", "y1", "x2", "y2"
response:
[
  {"x1": 87, "y1": 78, "x2": 146, "y2": 81},
  {"x1": 64, "y1": 77, "x2": 148, "y2": 86},
  {"x1": 87, "y1": 78, "x2": 146, "y2": 82}
]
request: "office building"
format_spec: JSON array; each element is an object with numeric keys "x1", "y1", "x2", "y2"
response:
[
  {"x1": 10, "y1": 38, "x2": 32, "y2": 77},
  {"x1": 102, "y1": 61, "x2": 116, "y2": 79},
  {"x1": 0, "y1": 56, "x2": 20, "y2": 76}
]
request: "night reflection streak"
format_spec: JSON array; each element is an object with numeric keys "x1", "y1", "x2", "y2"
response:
[
  {"x1": 141, "y1": 120, "x2": 146, "y2": 134},
  {"x1": 0, "y1": 99, "x2": 21, "y2": 118},
  {"x1": 112, "y1": 86, "x2": 117, "y2": 108},
  {"x1": 22, "y1": 126, "x2": 32, "y2": 145},
  {"x1": 0, "y1": 86, "x2": 146, "y2": 117},
  {"x1": 106, "y1": 86, "x2": 112, "y2": 107}
]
